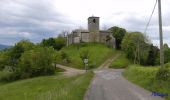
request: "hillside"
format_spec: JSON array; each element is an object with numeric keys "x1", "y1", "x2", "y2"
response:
[
  {"x1": 0, "y1": 44, "x2": 11, "y2": 50},
  {"x1": 57, "y1": 43, "x2": 115, "y2": 69}
]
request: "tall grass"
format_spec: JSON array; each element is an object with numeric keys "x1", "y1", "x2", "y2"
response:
[
  {"x1": 123, "y1": 65, "x2": 170, "y2": 100},
  {"x1": 0, "y1": 72, "x2": 94, "y2": 100}
]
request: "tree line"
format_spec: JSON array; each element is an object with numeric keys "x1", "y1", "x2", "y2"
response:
[
  {"x1": 0, "y1": 37, "x2": 66, "y2": 81},
  {"x1": 109, "y1": 26, "x2": 170, "y2": 66}
]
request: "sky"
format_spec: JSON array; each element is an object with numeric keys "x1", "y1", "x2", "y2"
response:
[{"x1": 0, "y1": 0, "x2": 170, "y2": 46}]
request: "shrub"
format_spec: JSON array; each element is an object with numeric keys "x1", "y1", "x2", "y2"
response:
[
  {"x1": 15, "y1": 47, "x2": 56, "y2": 80},
  {"x1": 41, "y1": 37, "x2": 66, "y2": 50},
  {"x1": 61, "y1": 51, "x2": 70, "y2": 64},
  {"x1": 156, "y1": 68, "x2": 170, "y2": 81},
  {"x1": 0, "y1": 70, "x2": 20, "y2": 82},
  {"x1": 165, "y1": 62, "x2": 170, "y2": 68}
]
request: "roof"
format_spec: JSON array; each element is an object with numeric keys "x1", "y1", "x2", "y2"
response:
[{"x1": 88, "y1": 16, "x2": 99, "y2": 19}]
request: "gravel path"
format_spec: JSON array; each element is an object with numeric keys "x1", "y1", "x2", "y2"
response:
[{"x1": 56, "y1": 64, "x2": 85, "y2": 76}]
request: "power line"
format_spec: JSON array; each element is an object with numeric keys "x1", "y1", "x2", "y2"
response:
[
  {"x1": 136, "y1": 0, "x2": 158, "y2": 64},
  {"x1": 144, "y1": 0, "x2": 158, "y2": 34}
]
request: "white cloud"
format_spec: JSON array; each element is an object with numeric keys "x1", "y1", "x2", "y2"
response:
[{"x1": 0, "y1": 0, "x2": 169, "y2": 46}]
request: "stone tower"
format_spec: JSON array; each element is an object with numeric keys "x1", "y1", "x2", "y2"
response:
[{"x1": 88, "y1": 16, "x2": 100, "y2": 42}]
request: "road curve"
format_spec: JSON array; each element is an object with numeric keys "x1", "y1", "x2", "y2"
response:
[{"x1": 84, "y1": 69, "x2": 164, "y2": 100}]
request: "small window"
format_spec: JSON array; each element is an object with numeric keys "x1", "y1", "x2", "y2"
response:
[{"x1": 93, "y1": 19, "x2": 96, "y2": 23}]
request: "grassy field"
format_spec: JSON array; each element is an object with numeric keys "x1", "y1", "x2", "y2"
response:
[
  {"x1": 109, "y1": 52, "x2": 130, "y2": 69},
  {"x1": 58, "y1": 43, "x2": 115, "y2": 69},
  {"x1": 0, "y1": 72, "x2": 94, "y2": 100},
  {"x1": 123, "y1": 65, "x2": 170, "y2": 100}
]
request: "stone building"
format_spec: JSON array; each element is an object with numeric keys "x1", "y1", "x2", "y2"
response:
[{"x1": 67, "y1": 16, "x2": 115, "y2": 48}]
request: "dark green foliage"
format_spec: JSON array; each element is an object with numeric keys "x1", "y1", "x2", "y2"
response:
[
  {"x1": 165, "y1": 62, "x2": 170, "y2": 68},
  {"x1": 8, "y1": 44, "x2": 24, "y2": 67},
  {"x1": 0, "y1": 52, "x2": 9, "y2": 70},
  {"x1": 109, "y1": 26, "x2": 126, "y2": 49},
  {"x1": 164, "y1": 46, "x2": 170, "y2": 64},
  {"x1": 0, "y1": 40, "x2": 35, "y2": 71},
  {"x1": 55, "y1": 37, "x2": 66, "y2": 50},
  {"x1": 10, "y1": 40, "x2": 34, "y2": 68},
  {"x1": 41, "y1": 37, "x2": 66, "y2": 50},
  {"x1": 61, "y1": 51, "x2": 70, "y2": 64},
  {"x1": 147, "y1": 44, "x2": 159, "y2": 66},
  {"x1": 14, "y1": 47, "x2": 56, "y2": 80},
  {"x1": 80, "y1": 49, "x2": 89, "y2": 60},
  {"x1": 0, "y1": 71, "x2": 20, "y2": 82},
  {"x1": 121, "y1": 32, "x2": 150, "y2": 65},
  {"x1": 156, "y1": 68, "x2": 170, "y2": 81}
]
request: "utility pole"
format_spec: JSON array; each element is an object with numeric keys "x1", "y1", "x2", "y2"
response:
[{"x1": 158, "y1": 0, "x2": 164, "y2": 68}]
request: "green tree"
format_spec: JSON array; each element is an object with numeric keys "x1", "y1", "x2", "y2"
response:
[
  {"x1": 109, "y1": 26, "x2": 126, "y2": 49},
  {"x1": 146, "y1": 44, "x2": 159, "y2": 66},
  {"x1": 8, "y1": 40, "x2": 35, "y2": 69},
  {"x1": 54, "y1": 37, "x2": 66, "y2": 50},
  {"x1": 41, "y1": 37, "x2": 66, "y2": 50},
  {"x1": 16, "y1": 40, "x2": 35, "y2": 51},
  {"x1": 164, "y1": 44, "x2": 170, "y2": 63},
  {"x1": 0, "y1": 51, "x2": 10, "y2": 70},
  {"x1": 121, "y1": 32, "x2": 149, "y2": 64},
  {"x1": 16, "y1": 47, "x2": 56, "y2": 79}
]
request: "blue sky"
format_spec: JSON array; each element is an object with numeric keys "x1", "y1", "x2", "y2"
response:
[{"x1": 0, "y1": 0, "x2": 170, "y2": 46}]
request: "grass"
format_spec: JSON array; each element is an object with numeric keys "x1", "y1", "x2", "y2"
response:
[
  {"x1": 109, "y1": 52, "x2": 130, "y2": 69},
  {"x1": 58, "y1": 43, "x2": 115, "y2": 69},
  {"x1": 0, "y1": 71, "x2": 94, "y2": 100},
  {"x1": 123, "y1": 65, "x2": 170, "y2": 100}
]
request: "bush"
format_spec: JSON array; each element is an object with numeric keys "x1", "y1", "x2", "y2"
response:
[
  {"x1": 41, "y1": 37, "x2": 66, "y2": 50},
  {"x1": 14, "y1": 47, "x2": 56, "y2": 80},
  {"x1": 156, "y1": 68, "x2": 170, "y2": 81},
  {"x1": 0, "y1": 70, "x2": 20, "y2": 82},
  {"x1": 61, "y1": 51, "x2": 70, "y2": 64},
  {"x1": 123, "y1": 65, "x2": 170, "y2": 100},
  {"x1": 165, "y1": 62, "x2": 170, "y2": 68}
]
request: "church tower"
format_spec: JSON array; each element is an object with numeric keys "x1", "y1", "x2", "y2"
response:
[{"x1": 88, "y1": 16, "x2": 100, "y2": 42}]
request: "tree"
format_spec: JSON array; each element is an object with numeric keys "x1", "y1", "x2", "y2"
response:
[
  {"x1": 109, "y1": 26, "x2": 126, "y2": 49},
  {"x1": 41, "y1": 37, "x2": 66, "y2": 50},
  {"x1": 121, "y1": 32, "x2": 149, "y2": 64},
  {"x1": 54, "y1": 37, "x2": 66, "y2": 50},
  {"x1": 146, "y1": 44, "x2": 159, "y2": 66},
  {"x1": 8, "y1": 40, "x2": 35, "y2": 69},
  {"x1": 164, "y1": 44, "x2": 170, "y2": 63},
  {"x1": 16, "y1": 47, "x2": 56, "y2": 79},
  {"x1": 0, "y1": 51, "x2": 10, "y2": 70}
]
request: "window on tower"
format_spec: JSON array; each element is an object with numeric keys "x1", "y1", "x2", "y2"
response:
[{"x1": 93, "y1": 19, "x2": 96, "y2": 23}]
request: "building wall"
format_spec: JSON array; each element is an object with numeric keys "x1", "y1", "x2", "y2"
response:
[
  {"x1": 81, "y1": 33, "x2": 89, "y2": 42},
  {"x1": 74, "y1": 37, "x2": 80, "y2": 43},
  {"x1": 67, "y1": 16, "x2": 115, "y2": 48}
]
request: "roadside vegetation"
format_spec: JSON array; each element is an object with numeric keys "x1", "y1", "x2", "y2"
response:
[
  {"x1": 0, "y1": 72, "x2": 94, "y2": 100},
  {"x1": 109, "y1": 52, "x2": 130, "y2": 69},
  {"x1": 0, "y1": 37, "x2": 66, "y2": 81},
  {"x1": 123, "y1": 65, "x2": 170, "y2": 100},
  {"x1": 57, "y1": 43, "x2": 115, "y2": 69},
  {"x1": 109, "y1": 28, "x2": 170, "y2": 99}
]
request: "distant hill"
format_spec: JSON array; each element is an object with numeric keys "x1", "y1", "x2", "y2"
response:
[{"x1": 0, "y1": 44, "x2": 11, "y2": 50}]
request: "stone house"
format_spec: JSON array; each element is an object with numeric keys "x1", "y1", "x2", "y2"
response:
[{"x1": 67, "y1": 16, "x2": 115, "y2": 48}]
